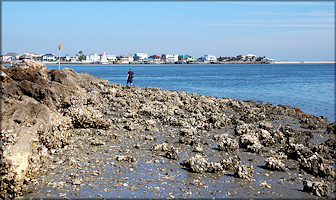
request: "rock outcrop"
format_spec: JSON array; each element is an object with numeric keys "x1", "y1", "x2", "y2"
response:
[
  {"x1": 1, "y1": 61, "x2": 335, "y2": 198},
  {"x1": 0, "y1": 61, "x2": 108, "y2": 198}
]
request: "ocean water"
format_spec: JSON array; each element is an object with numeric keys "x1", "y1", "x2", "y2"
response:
[{"x1": 45, "y1": 63, "x2": 335, "y2": 122}]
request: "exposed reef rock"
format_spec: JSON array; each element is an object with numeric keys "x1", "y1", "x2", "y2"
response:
[
  {"x1": 182, "y1": 154, "x2": 209, "y2": 173},
  {"x1": 1, "y1": 61, "x2": 335, "y2": 198},
  {"x1": 213, "y1": 133, "x2": 239, "y2": 152},
  {"x1": 303, "y1": 180, "x2": 331, "y2": 197},
  {"x1": 0, "y1": 61, "x2": 107, "y2": 198},
  {"x1": 234, "y1": 164, "x2": 254, "y2": 182},
  {"x1": 264, "y1": 157, "x2": 286, "y2": 171}
]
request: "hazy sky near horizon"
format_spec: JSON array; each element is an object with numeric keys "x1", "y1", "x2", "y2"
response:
[{"x1": 2, "y1": 1, "x2": 335, "y2": 61}]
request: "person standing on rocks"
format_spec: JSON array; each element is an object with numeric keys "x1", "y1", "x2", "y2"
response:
[{"x1": 126, "y1": 68, "x2": 134, "y2": 86}]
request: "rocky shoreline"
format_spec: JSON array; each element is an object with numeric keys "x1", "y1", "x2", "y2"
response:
[{"x1": 0, "y1": 61, "x2": 335, "y2": 199}]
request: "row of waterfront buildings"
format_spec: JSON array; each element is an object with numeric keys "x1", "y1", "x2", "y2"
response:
[{"x1": 1, "y1": 52, "x2": 275, "y2": 64}]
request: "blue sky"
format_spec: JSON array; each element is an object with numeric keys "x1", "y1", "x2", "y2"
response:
[{"x1": 2, "y1": 1, "x2": 335, "y2": 61}]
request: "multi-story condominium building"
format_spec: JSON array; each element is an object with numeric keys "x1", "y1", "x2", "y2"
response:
[
  {"x1": 178, "y1": 55, "x2": 194, "y2": 63},
  {"x1": 2, "y1": 53, "x2": 18, "y2": 62},
  {"x1": 106, "y1": 55, "x2": 117, "y2": 62},
  {"x1": 161, "y1": 54, "x2": 179, "y2": 63},
  {"x1": 246, "y1": 54, "x2": 256, "y2": 61},
  {"x1": 27, "y1": 52, "x2": 42, "y2": 60},
  {"x1": 120, "y1": 57, "x2": 134, "y2": 64},
  {"x1": 134, "y1": 53, "x2": 148, "y2": 61},
  {"x1": 84, "y1": 53, "x2": 100, "y2": 63},
  {"x1": 200, "y1": 55, "x2": 217, "y2": 62},
  {"x1": 42, "y1": 53, "x2": 56, "y2": 62},
  {"x1": 15, "y1": 52, "x2": 42, "y2": 61},
  {"x1": 237, "y1": 54, "x2": 256, "y2": 61}
]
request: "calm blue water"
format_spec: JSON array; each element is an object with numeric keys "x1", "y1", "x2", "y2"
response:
[{"x1": 45, "y1": 64, "x2": 335, "y2": 122}]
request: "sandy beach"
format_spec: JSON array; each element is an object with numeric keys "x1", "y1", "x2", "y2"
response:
[{"x1": 275, "y1": 61, "x2": 335, "y2": 64}]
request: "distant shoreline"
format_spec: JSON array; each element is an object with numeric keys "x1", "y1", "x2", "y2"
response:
[
  {"x1": 48, "y1": 60, "x2": 335, "y2": 65},
  {"x1": 2, "y1": 60, "x2": 335, "y2": 65},
  {"x1": 275, "y1": 61, "x2": 335, "y2": 64}
]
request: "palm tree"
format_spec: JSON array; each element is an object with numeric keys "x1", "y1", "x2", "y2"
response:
[{"x1": 78, "y1": 51, "x2": 85, "y2": 61}]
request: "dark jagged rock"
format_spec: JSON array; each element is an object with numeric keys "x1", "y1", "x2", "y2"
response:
[
  {"x1": 234, "y1": 164, "x2": 254, "y2": 182},
  {"x1": 220, "y1": 156, "x2": 241, "y2": 172},
  {"x1": 303, "y1": 180, "x2": 331, "y2": 197},
  {"x1": 165, "y1": 147, "x2": 178, "y2": 160},
  {"x1": 300, "y1": 153, "x2": 335, "y2": 181}
]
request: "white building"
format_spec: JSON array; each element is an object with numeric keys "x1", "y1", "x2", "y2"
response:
[
  {"x1": 65, "y1": 55, "x2": 71, "y2": 61},
  {"x1": 70, "y1": 56, "x2": 79, "y2": 62},
  {"x1": 134, "y1": 53, "x2": 148, "y2": 61},
  {"x1": 106, "y1": 55, "x2": 117, "y2": 62},
  {"x1": 26, "y1": 52, "x2": 42, "y2": 60},
  {"x1": 246, "y1": 54, "x2": 256, "y2": 61},
  {"x1": 153, "y1": 57, "x2": 161, "y2": 64},
  {"x1": 161, "y1": 54, "x2": 179, "y2": 63},
  {"x1": 120, "y1": 57, "x2": 134, "y2": 64},
  {"x1": 148, "y1": 55, "x2": 161, "y2": 64},
  {"x1": 84, "y1": 53, "x2": 100, "y2": 63},
  {"x1": 65, "y1": 55, "x2": 79, "y2": 62},
  {"x1": 16, "y1": 52, "x2": 42, "y2": 61},
  {"x1": 200, "y1": 55, "x2": 217, "y2": 62},
  {"x1": 178, "y1": 55, "x2": 194, "y2": 63},
  {"x1": 2, "y1": 53, "x2": 18, "y2": 62},
  {"x1": 42, "y1": 53, "x2": 56, "y2": 62}
]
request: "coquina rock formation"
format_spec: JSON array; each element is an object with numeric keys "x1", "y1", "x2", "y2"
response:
[{"x1": 1, "y1": 61, "x2": 335, "y2": 198}]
